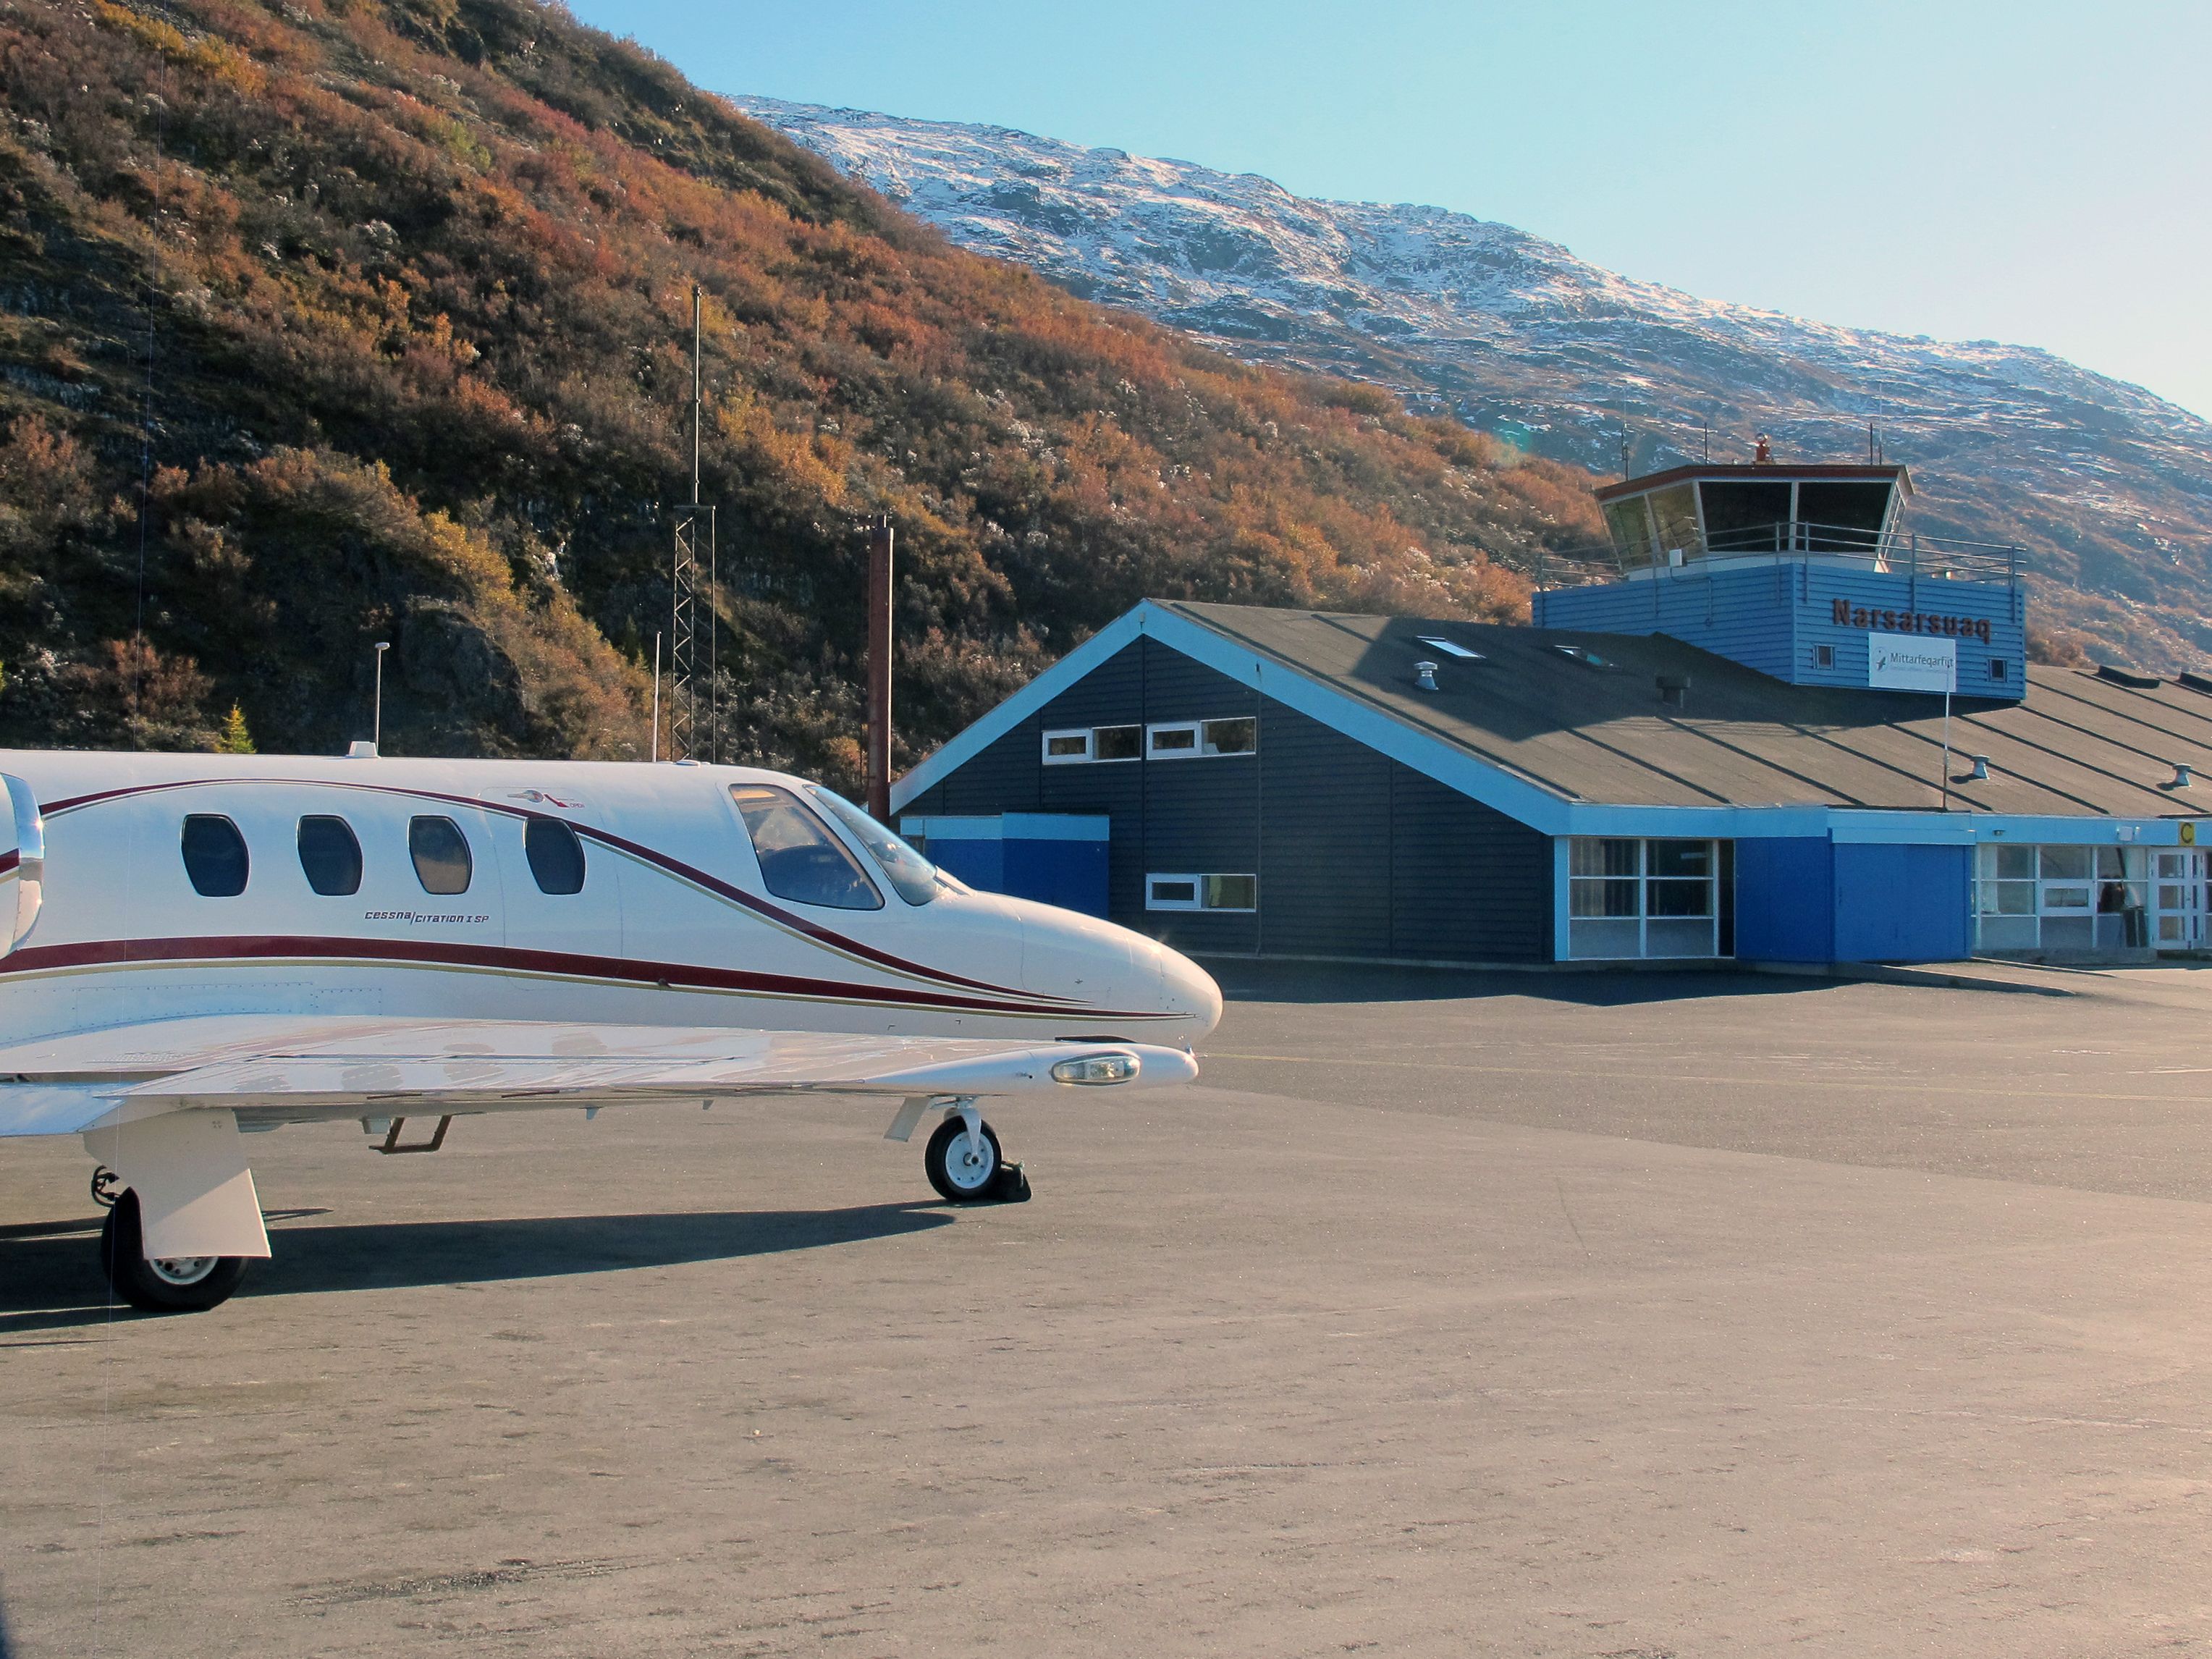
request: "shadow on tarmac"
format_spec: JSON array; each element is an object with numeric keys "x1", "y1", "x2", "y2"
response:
[
  {"x1": 0, "y1": 1202, "x2": 953, "y2": 1335},
  {"x1": 1203, "y1": 958, "x2": 1836, "y2": 1008}
]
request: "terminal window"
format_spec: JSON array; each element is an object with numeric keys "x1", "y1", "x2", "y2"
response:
[
  {"x1": 1042, "y1": 725, "x2": 1142, "y2": 764},
  {"x1": 1147, "y1": 873, "x2": 1257, "y2": 912},
  {"x1": 1568, "y1": 837, "x2": 1733, "y2": 960},
  {"x1": 1148, "y1": 717, "x2": 1259, "y2": 759},
  {"x1": 1975, "y1": 843, "x2": 2147, "y2": 952}
]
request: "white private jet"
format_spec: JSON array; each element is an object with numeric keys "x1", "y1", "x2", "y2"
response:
[{"x1": 0, "y1": 749, "x2": 1220, "y2": 1311}]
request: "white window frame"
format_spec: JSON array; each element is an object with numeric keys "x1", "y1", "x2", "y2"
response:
[
  {"x1": 1974, "y1": 842, "x2": 2147, "y2": 952},
  {"x1": 1147, "y1": 717, "x2": 1259, "y2": 759},
  {"x1": 1200, "y1": 716, "x2": 1258, "y2": 756},
  {"x1": 1146, "y1": 872, "x2": 1258, "y2": 913},
  {"x1": 1042, "y1": 728, "x2": 1093, "y2": 765},
  {"x1": 1146, "y1": 874, "x2": 1202, "y2": 911},
  {"x1": 1566, "y1": 837, "x2": 1723, "y2": 960},
  {"x1": 1147, "y1": 722, "x2": 1201, "y2": 759},
  {"x1": 1042, "y1": 724, "x2": 1141, "y2": 765}
]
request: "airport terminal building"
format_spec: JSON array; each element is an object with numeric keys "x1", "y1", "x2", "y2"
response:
[{"x1": 892, "y1": 464, "x2": 2212, "y2": 968}]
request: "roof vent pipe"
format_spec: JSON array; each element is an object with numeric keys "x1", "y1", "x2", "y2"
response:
[
  {"x1": 1657, "y1": 673, "x2": 1690, "y2": 709},
  {"x1": 1967, "y1": 755, "x2": 1991, "y2": 782},
  {"x1": 1414, "y1": 661, "x2": 1439, "y2": 693},
  {"x1": 2171, "y1": 763, "x2": 2195, "y2": 790}
]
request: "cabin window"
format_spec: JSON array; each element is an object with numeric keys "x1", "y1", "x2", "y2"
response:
[
  {"x1": 1147, "y1": 872, "x2": 1257, "y2": 912},
  {"x1": 408, "y1": 816, "x2": 473, "y2": 896},
  {"x1": 524, "y1": 817, "x2": 586, "y2": 895},
  {"x1": 296, "y1": 815, "x2": 363, "y2": 896},
  {"x1": 1989, "y1": 658, "x2": 2012, "y2": 683},
  {"x1": 728, "y1": 784, "x2": 883, "y2": 910},
  {"x1": 181, "y1": 814, "x2": 249, "y2": 898},
  {"x1": 1042, "y1": 724, "x2": 1142, "y2": 765}
]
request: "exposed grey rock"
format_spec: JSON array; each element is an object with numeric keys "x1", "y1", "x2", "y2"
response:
[{"x1": 737, "y1": 96, "x2": 2212, "y2": 665}]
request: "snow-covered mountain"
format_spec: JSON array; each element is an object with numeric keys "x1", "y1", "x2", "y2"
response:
[{"x1": 735, "y1": 96, "x2": 2212, "y2": 665}]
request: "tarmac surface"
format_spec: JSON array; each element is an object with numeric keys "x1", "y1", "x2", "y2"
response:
[{"x1": 7, "y1": 959, "x2": 2212, "y2": 1656}]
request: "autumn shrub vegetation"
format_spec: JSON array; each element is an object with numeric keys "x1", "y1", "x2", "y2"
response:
[{"x1": 0, "y1": 0, "x2": 1603, "y2": 778}]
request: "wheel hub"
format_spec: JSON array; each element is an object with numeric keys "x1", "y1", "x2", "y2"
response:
[
  {"x1": 148, "y1": 1254, "x2": 219, "y2": 1287},
  {"x1": 947, "y1": 1135, "x2": 996, "y2": 1191}
]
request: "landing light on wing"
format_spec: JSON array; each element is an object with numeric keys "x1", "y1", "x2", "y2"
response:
[{"x1": 1051, "y1": 1053, "x2": 1140, "y2": 1085}]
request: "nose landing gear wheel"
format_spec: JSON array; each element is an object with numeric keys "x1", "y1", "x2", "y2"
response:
[
  {"x1": 924, "y1": 1115, "x2": 1027, "y2": 1204},
  {"x1": 98, "y1": 1189, "x2": 249, "y2": 1312}
]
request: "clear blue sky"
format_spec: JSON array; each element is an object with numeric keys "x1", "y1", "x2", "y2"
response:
[{"x1": 568, "y1": 0, "x2": 2212, "y2": 421}]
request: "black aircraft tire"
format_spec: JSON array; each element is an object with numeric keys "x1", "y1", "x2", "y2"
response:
[
  {"x1": 98, "y1": 1190, "x2": 248, "y2": 1312},
  {"x1": 924, "y1": 1116, "x2": 1004, "y2": 1204}
]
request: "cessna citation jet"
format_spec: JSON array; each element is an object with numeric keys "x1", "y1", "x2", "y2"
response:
[{"x1": 0, "y1": 751, "x2": 1221, "y2": 1311}]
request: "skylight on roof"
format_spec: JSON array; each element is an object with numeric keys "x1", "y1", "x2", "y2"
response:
[
  {"x1": 1416, "y1": 636, "x2": 1484, "y2": 659},
  {"x1": 1556, "y1": 646, "x2": 1613, "y2": 668}
]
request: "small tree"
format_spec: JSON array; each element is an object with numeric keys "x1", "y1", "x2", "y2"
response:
[{"x1": 216, "y1": 703, "x2": 256, "y2": 754}]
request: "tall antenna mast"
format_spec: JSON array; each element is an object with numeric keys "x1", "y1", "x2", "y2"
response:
[{"x1": 668, "y1": 284, "x2": 717, "y2": 763}]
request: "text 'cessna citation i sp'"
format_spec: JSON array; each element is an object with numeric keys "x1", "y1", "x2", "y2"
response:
[{"x1": 0, "y1": 751, "x2": 1222, "y2": 1310}]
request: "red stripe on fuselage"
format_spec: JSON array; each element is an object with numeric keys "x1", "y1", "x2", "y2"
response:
[
  {"x1": 33, "y1": 775, "x2": 1062, "y2": 1002},
  {"x1": 0, "y1": 934, "x2": 1176, "y2": 1021}
]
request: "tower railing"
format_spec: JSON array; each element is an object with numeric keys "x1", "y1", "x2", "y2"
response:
[{"x1": 1535, "y1": 521, "x2": 2023, "y2": 591}]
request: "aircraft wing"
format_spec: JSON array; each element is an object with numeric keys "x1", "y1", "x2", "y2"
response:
[{"x1": 0, "y1": 1013, "x2": 1199, "y2": 1138}]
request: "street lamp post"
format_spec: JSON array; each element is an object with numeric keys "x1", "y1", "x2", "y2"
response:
[{"x1": 372, "y1": 641, "x2": 390, "y2": 753}]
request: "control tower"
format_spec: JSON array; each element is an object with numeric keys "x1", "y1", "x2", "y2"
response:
[{"x1": 1532, "y1": 459, "x2": 2027, "y2": 700}]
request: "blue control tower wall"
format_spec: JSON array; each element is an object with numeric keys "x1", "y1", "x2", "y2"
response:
[{"x1": 1532, "y1": 560, "x2": 2027, "y2": 699}]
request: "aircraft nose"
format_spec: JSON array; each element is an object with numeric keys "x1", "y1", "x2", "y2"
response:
[{"x1": 1152, "y1": 940, "x2": 1223, "y2": 1037}]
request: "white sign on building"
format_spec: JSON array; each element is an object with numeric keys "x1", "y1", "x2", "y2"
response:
[{"x1": 1867, "y1": 633, "x2": 1957, "y2": 693}]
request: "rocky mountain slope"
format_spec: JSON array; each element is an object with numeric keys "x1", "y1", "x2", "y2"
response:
[
  {"x1": 0, "y1": 0, "x2": 1599, "y2": 769},
  {"x1": 740, "y1": 98, "x2": 2212, "y2": 669}
]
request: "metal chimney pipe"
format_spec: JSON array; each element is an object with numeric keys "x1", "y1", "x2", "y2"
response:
[{"x1": 866, "y1": 515, "x2": 894, "y2": 822}]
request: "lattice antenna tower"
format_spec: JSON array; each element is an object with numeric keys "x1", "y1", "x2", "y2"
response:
[{"x1": 669, "y1": 285, "x2": 717, "y2": 762}]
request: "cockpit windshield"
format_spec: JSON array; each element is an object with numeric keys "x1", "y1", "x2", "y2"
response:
[
  {"x1": 728, "y1": 784, "x2": 883, "y2": 911},
  {"x1": 806, "y1": 787, "x2": 945, "y2": 906}
]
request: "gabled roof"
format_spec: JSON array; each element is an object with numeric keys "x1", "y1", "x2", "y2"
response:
[{"x1": 892, "y1": 600, "x2": 2212, "y2": 835}]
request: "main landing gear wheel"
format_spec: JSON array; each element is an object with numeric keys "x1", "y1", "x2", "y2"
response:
[
  {"x1": 98, "y1": 1189, "x2": 249, "y2": 1312},
  {"x1": 923, "y1": 1115, "x2": 1030, "y2": 1204}
]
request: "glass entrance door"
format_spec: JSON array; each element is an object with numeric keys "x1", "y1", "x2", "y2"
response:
[{"x1": 2153, "y1": 848, "x2": 2207, "y2": 947}]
